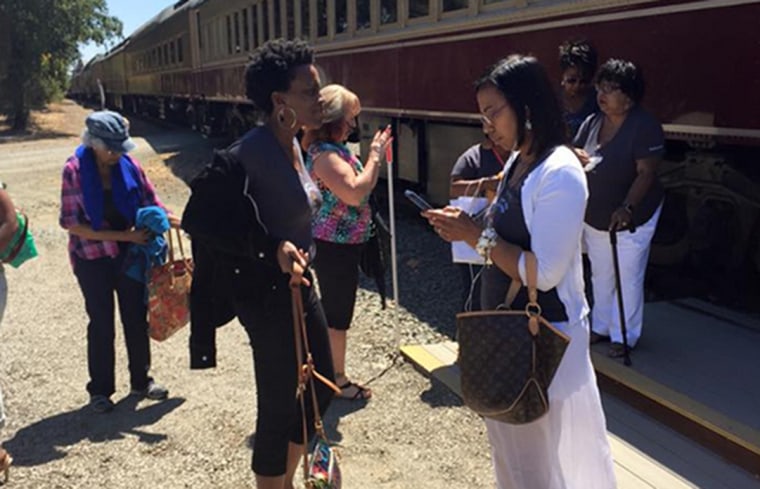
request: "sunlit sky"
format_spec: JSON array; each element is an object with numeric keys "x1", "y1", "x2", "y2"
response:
[{"x1": 79, "y1": 0, "x2": 176, "y2": 64}]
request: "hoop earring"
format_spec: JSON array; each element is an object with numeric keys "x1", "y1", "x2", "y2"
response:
[
  {"x1": 276, "y1": 106, "x2": 298, "y2": 130},
  {"x1": 525, "y1": 119, "x2": 533, "y2": 131}
]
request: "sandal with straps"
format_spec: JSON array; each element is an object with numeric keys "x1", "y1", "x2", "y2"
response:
[
  {"x1": 336, "y1": 380, "x2": 372, "y2": 401},
  {"x1": 0, "y1": 447, "x2": 12, "y2": 485}
]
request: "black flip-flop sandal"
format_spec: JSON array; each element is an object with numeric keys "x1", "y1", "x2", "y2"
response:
[{"x1": 336, "y1": 381, "x2": 372, "y2": 401}]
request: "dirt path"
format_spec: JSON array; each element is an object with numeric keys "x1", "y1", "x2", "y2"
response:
[{"x1": 0, "y1": 101, "x2": 494, "y2": 488}]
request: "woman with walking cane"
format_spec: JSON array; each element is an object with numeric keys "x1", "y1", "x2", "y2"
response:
[{"x1": 574, "y1": 58, "x2": 664, "y2": 358}]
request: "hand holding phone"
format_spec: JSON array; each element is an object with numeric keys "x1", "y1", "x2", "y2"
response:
[{"x1": 404, "y1": 189, "x2": 433, "y2": 211}]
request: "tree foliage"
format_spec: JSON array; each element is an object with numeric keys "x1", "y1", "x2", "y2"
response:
[{"x1": 0, "y1": 0, "x2": 122, "y2": 130}]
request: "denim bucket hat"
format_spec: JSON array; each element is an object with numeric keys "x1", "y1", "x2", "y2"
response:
[{"x1": 85, "y1": 111, "x2": 137, "y2": 154}]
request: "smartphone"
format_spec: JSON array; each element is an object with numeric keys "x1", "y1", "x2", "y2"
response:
[{"x1": 404, "y1": 189, "x2": 433, "y2": 211}]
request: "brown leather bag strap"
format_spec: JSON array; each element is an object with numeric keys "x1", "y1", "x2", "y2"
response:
[
  {"x1": 524, "y1": 251, "x2": 539, "y2": 305},
  {"x1": 502, "y1": 251, "x2": 539, "y2": 309},
  {"x1": 523, "y1": 251, "x2": 541, "y2": 335},
  {"x1": 503, "y1": 280, "x2": 521, "y2": 309},
  {"x1": 291, "y1": 285, "x2": 341, "y2": 483}
]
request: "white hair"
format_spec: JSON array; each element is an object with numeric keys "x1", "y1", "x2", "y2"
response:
[{"x1": 81, "y1": 129, "x2": 109, "y2": 151}]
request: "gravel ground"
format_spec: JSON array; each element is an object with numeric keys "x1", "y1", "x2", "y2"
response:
[{"x1": 0, "y1": 101, "x2": 495, "y2": 488}]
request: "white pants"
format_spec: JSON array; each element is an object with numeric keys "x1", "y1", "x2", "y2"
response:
[
  {"x1": 484, "y1": 318, "x2": 616, "y2": 489},
  {"x1": 583, "y1": 204, "x2": 662, "y2": 347}
]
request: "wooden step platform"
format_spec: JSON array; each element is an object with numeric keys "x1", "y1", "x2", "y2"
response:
[{"x1": 401, "y1": 340, "x2": 760, "y2": 488}]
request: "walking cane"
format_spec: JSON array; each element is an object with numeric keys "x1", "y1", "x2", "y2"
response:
[{"x1": 609, "y1": 229, "x2": 632, "y2": 366}]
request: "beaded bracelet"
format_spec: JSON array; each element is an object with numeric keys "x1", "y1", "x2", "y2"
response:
[{"x1": 476, "y1": 227, "x2": 498, "y2": 266}]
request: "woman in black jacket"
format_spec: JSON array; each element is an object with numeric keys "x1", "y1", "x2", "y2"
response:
[{"x1": 183, "y1": 39, "x2": 334, "y2": 489}]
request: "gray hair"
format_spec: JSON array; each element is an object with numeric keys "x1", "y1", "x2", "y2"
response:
[{"x1": 81, "y1": 129, "x2": 109, "y2": 152}]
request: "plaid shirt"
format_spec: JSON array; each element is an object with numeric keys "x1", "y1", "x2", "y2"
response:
[{"x1": 59, "y1": 153, "x2": 166, "y2": 265}]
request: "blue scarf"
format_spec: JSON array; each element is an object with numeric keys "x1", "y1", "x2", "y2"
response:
[
  {"x1": 77, "y1": 145, "x2": 141, "y2": 230},
  {"x1": 125, "y1": 206, "x2": 169, "y2": 287}
]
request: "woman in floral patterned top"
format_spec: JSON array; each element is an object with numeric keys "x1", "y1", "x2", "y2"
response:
[{"x1": 303, "y1": 84, "x2": 392, "y2": 401}]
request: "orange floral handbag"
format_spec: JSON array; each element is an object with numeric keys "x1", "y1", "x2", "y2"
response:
[{"x1": 147, "y1": 229, "x2": 193, "y2": 341}]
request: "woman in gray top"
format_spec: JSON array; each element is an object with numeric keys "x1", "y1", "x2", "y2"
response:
[{"x1": 574, "y1": 58, "x2": 665, "y2": 358}]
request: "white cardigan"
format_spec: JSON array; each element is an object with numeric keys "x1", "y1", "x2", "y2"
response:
[{"x1": 507, "y1": 145, "x2": 590, "y2": 327}]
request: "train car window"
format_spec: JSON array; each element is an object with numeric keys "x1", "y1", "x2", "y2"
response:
[
  {"x1": 317, "y1": 0, "x2": 328, "y2": 37},
  {"x1": 235, "y1": 12, "x2": 242, "y2": 52},
  {"x1": 274, "y1": 0, "x2": 282, "y2": 38},
  {"x1": 300, "y1": 0, "x2": 311, "y2": 39},
  {"x1": 178, "y1": 38, "x2": 184, "y2": 63},
  {"x1": 287, "y1": 0, "x2": 295, "y2": 38},
  {"x1": 380, "y1": 0, "x2": 398, "y2": 24},
  {"x1": 408, "y1": 0, "x2": 430, "y2": 18},
  {"x1": 170, "y1": 41, "x2": 176, "y2": 64},
  {"x1": 356, "y1": 0, "x2": 371, "y2": 30},
  {"x1": 163, "y1": 44, "x2": 169, "y2": 66},
  {"x1": 442, "y1": 0, "x2": 468, "y2": 11},
  {"x1": 335, "y1": 0, "x2": 348, "y2": 34},
  {"x1": 227, "y1": 15, "x2": 233, "y2": 55},
  {"x1": 262, "y1": 0, "x2": 270, "y2": 41},
  {"x1": 206, "y1": 23, "x2": 211, "y2": 60},
  {"x1": 204, "y1": 24, "x2": 211, "y2": 60},
  {"x1": 216, "y1": 18, "x2": 224, "y2": 57},
  {"x1": 251, "y1": 4, "x2": 259, "y2": 47},
  {"x1": 197, "y1": 11, "x2": 203, "y2": 49},
  {"x1": 242, "y1": 8, "x2": 250, "y2": 50}
]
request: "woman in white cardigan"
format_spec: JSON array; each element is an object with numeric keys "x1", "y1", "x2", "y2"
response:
[{"x1": 425, "y1": 55, "x2": 616, "y2": 489}]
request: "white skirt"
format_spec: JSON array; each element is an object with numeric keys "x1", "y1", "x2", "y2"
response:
[{"x1": 484, "y1": 317, "x2": 616, "y2": 489}]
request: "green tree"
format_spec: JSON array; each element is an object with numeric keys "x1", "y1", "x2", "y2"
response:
[{"x1": 0, "y1": 0, "x2": 122, "y2": 130}]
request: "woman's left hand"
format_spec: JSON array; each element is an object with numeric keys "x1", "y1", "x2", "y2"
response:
[
  {"x1": 423, "y1": 207, "x2": 481, "y2": 244},
  {"x1": 609, "y1": 207, "x2": 632, "y2": 232}
]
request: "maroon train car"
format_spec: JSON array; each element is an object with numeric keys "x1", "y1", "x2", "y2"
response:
[{"x1": 69, "y1": 0, "x2": 760, "y2": 302}]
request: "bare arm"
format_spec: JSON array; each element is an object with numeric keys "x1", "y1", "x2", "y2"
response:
[
  {"x1": 313, "y1": 127, "x2": 391, "y2": 207},
  {"x1": 449, "y1": 175, "x2": 501, "y2": 198},
  {"x1": 66, "y1": 224, "x2": 149, "y2": 244},
  {"x1": 0, "y1": 190, "x2": 19, "y2": 251},
  {"x1": 609, "y1": 155, "x2": 660, "y2": 231},
  {"x1": 313, "y1": 150, "x2": 381, "y2": 207}
]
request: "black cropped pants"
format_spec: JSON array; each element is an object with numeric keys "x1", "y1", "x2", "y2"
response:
[{"x1": 235, "y1": 272, "x2": 335, "y2": 476}]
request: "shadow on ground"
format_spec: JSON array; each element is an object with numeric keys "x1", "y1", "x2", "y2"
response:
[
  {"x1": 358, "y1": 202, "x2": 462, "y2": 339},
  {"x1": 127, "y1": 117, "x2": 225, "y2": 185},
  {"x1": 3, "y1": 396, "x2": 185, "y2": 467},
  {"x1": 420, "y1": 375, "x2": 464, "y2": 409}
]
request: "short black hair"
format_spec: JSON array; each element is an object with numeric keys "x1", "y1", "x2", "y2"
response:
[
  {"x1": 475, "y1": 55, "x2": 566, "y2": 157},
  {"x1": 244, "y1": 38, "x2": 314, "y2": 114},
  {"x1": 595, "y1": 58, "x2": 645, "y2": 105},
  {"x1": 558, "y1": 40, "x2": 598, "y2": 79}
]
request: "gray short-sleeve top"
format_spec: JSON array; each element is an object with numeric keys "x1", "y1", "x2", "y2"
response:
[
  {"x1": 450, "y1": 144, "x2": 503, "y2": 180},
  {"x1": 233, "y1": 126, "x2": 322, "y2": 254},
  {"x1": 574, "y1": 107, "x2": 665, "y2": 230}
]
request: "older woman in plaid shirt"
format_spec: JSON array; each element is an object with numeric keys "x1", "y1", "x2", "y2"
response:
[{"x1": 59, "y1": 111, "x2": 180, "y2": 414}]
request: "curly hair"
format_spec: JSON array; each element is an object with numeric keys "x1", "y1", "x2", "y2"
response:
[
  {"x1": 595, "y1": 58, "x2": 646, "y2": 105},
  {"x1": 558, "y1": 40, "x2": 597, "y2": 80},
  {"x1": 475, "y1": 55, "x2": 566, "y2": 156},
  {"x1": 245, "y1": 38, "x2": 315, "y2": 114}
]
